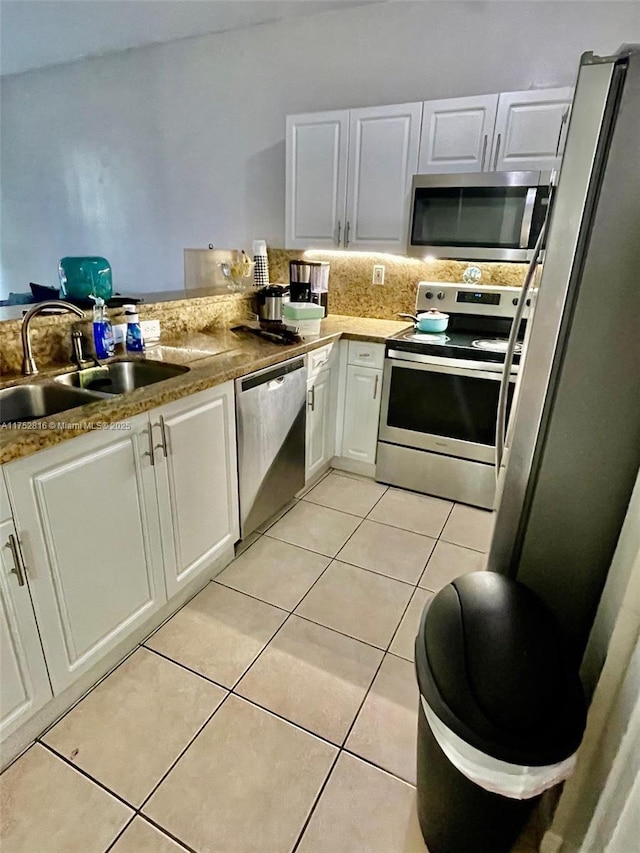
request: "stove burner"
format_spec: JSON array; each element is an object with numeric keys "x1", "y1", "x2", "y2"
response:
[
  {"x1": 472, "y1": 338, "x2": 522, "y2": 354},
  {"x1": 402, "y1": 332, "x2": 450, "y2": 343}
]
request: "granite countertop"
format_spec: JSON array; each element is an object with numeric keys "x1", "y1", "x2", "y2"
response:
[{"x1": 0, "y1": 315, "x2": 408, "y2": 465}]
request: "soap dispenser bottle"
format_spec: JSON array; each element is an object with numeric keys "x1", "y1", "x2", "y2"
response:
[
  {"x1": 91, "y1": 296, "x2": 115, "y2": 359},
  {"x1": 123, "y1": 304, "x2": 145, "y2": 353}
]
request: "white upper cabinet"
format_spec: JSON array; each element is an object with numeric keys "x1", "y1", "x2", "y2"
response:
[
  {"x1": 345, "y1": 102, "x2": 422, "y2": 252},
  {"x1": 153, "y1": 384, "x2": 239, "y2": 598},
  {"x1": 418, "y1": 94, "x2": 498, "y2": 174},
  {"x1": 5, "y1": 415, "x2": 166, "y2": 694},
  {"x1": 285, "y1": 110, "x2": 349, "y2": 250},
  {"x1": 490, "y1": 88, "x2": 573, "y2": 172}
]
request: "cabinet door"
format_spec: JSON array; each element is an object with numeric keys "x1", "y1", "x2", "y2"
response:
[
  {"x1": 306, "y1": 366, "x2": 335, "y2": 483},
  {"x1": 285, "y1": 110, "x2": 349, "y2": 250},
  {"x1": 1, "y1": 519, "x2": 52, "y2": 741},
  {"x1": 153, "y1": 383, "x2": 239, "y2": 598},
  {"x1": 490, "y1": 88, "x2": 573, "y2": 172},
  {"x1": 345, "y1": 102, "x2": 422, "y2": 252},
  {"x1": 418, "y1": 94, "x2": 499, "y2": 174},
  {"x1": 341, "y1": 366, "x2": 383, "y2": 465},
  {"x1": 4, "y1": 415, "x2": 165, "y2": 694}
]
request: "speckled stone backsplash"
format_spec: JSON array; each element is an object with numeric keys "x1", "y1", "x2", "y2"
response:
[
  {"x1": 267, "y1": 249, "x2": 527, "y2": 319},
  {"x1": 0, "y1": 293, "x2": 253, "y2": 377}
]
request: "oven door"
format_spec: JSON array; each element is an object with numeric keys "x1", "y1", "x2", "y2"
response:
[{"x1": 378, "y1": 355, "x2": 515, "y2": 463}]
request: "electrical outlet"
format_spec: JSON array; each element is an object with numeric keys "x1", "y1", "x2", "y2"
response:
[
  {"x1": 140, "y1": 319, "x2": 161, "y2": 341},
  {"x1": 372, "y1": 264, "x2": 385, "y2": 286},
  {"x1": 112, "y1": 323, "x2": 126, "y2": 345}
]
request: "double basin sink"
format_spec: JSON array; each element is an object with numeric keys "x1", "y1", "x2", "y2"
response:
[{"x1": 0, "y1": 360, "x2": 190, "y2": 426}]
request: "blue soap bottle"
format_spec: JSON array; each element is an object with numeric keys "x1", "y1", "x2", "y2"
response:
[
  {"x1": 91, "y1": 296, "x2": 115, "y2": 359},
  {"x1": 124, "y1": 304, "x2": 145, "y2": 353}
]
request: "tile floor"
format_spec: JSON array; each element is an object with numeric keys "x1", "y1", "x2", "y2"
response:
[{"x1": 0, "y1": 470, "x2": 540, "y2": 853}]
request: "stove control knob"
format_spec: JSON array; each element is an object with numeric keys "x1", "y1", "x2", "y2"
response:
[
  {"x1": 436, "y1": 291, "x2": 445, "y2": 300},
  {"x1": 512, "y1": 298, "x2": 519, "y2": 306},
  {"x1": 526, "y1": 298, "x2": 531, "y2": 307},
  {"x1": 425, "y1": 290, "x2": 434, "y2": 299}
]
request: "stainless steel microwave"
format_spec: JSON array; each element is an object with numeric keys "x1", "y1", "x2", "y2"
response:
[{"x1": 406, "y1": 171, "x2": 551, "y2": 262}]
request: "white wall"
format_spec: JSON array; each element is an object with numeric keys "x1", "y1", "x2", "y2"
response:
[{"x1": 2, "y1": 1, "x2": 639, "y2": 297}]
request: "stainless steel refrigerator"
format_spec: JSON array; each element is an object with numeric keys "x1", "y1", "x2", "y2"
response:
[{"x1": 488, "y1": 47, "x2": 640, "y2": 665}]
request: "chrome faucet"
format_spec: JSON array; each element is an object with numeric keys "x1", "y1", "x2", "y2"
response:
[{"x1": 21, "y1": 300, "x2": 85, "y2": 375}]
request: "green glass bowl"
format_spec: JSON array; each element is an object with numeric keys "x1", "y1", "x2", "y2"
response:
[{"x1": 58, "y1": 256, "x2": 113, "y2": 302}]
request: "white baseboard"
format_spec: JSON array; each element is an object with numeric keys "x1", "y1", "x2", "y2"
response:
[{"x1": 331, "y1": 456, "x2": 376, "y2": 479}]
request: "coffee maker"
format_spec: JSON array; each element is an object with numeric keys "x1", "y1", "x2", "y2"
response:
[{"x1": 289, "y1": 261, "x2": 330, "y2": 313}]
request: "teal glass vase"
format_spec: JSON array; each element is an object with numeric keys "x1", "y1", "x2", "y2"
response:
[{"x1": 58, "y1": 256, "x2": 113, "y2": 302}]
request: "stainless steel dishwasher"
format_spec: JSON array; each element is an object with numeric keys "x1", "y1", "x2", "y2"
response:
[{"x1": 236, "y1": 356, "x2": 306, "y2": 538}]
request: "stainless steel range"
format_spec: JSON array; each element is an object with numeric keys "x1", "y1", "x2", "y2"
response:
[{"x1": 376, "y1": 282, "x2": 531, "y2": 508}]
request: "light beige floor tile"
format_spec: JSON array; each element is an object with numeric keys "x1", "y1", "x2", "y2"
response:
[
  {"x1": 297, "y1": 752, "x2": 427, "y2": 853},
  {"x1": 418, "y1": 540, "x2": 486, "y2": 592},
  {"x1": 145, "y1": 583, "x2": 287, "y2": 687},
  {"x1": 440, "y1": 503, "x2": 495, "y2": 552},
  {"x1": 237, "y1": 615, "x2": 383, "y2": 744},
  {"x1": 295, "y1": 561, "x2": 413, "y2": 649},
  {"x1": 43, "y1": 648, "x2": 224, "y2": 806},
  {"x1": 144, "y1": 695, "x2": 337, "y2": 853},
  {"x1": 389, "y1": 588, "x2": 433, "y2": 662},
  {"x1": 255, "y1": 498, "x2": 298, "y2": 533},
  {"x1": 346, "y1": 653, "x2": 419, "y2": 784},
  {"x1": 337, "y1": 519, "x2": 436, "y2": 584},
  {"x1": 303, "y1": 472, "x2": 387, "y2": 516},
  {"x1": 0, "y1": 744, "x2": 132, "y2": 853},
  {"x1": 110, "y1": 817, "x2": 189, "y2": 852},
  {"x1": 216, "y1": 536, "x2": 330, "y2": 610},
  {"x1": 267, "y1": 501, "x2": 362, "y2": 557},
  {"x1": 368, "y1": 488, "x2": 453, "y2": 538}
]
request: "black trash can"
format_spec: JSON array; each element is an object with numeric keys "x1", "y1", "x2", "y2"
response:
[{"x1": 415, "y1": 572, "x2": 586, "y2": 853}]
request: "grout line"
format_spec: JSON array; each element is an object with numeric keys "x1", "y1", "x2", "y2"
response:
[
  {"x1": 103, "y1": 813, "x2": 138, "y2": 853},
  {"x1": 142, "y1": 646, "x2": 231, "y2": 693},
  {"x1": 132, "y1": 814, "x2": 198, "y2": 853},
  {"x1": 341, "y1": 747, "x2": 417, "y2": 787},
  {"x1": 137, "y1": 691, "x2": 234, "y2": 812},
  {"x1": 38, "y1": 741, "x2": 137, "y2": 811},
  {"x1": 290, "y1": 749, "x2": 342, "y2": 853}
]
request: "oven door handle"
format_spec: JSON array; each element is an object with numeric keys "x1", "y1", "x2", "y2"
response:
[
  {"x1": 386, "y1": 350, "x2": 518, "y2": 378},
  {"x1": 386, "y1": 353, "x2": 516, "y2": 383}
]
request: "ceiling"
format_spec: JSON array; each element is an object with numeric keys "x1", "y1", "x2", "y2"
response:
[{"x1": 0, "y1": 0, "x2": 378, "y2": 77}]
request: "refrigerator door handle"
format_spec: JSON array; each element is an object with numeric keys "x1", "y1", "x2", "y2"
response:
[{"x1": 495, "y1": 217, "x2": 548, "y2": 475}]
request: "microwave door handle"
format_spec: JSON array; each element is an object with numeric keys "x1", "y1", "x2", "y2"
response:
[
  {"x1": 495, "y1": 217, "x2": 547, "y2": 475},
  {"x1": 519, "y1": 188, "x2": 537, "y2": 249}
]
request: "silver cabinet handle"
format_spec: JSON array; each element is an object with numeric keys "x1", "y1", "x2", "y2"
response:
[
  {"x1": 336, "y1": 220, "x2": 342, "y2": 247},
  {"x1": 480, "y1": 134, "x2": 488, "y2": 171},
  {"x1": 154, "y1": 415, "x2": 168, "y2": 458},
  {"x1": 344, "y1": 220, "x2": 350, "y2": 248},
  {"x1": 308, "y1": 386, "x2": 315, "y2": 412},
  {"x1": 373, "y1": 374, "x2": 379, "y2": 400},
  {"x1": 492, "y1": 133, "x2": 501, "y2": 170},
  {"x1": 6, "y1": 534, "x2": 26, "y2": 587},
  {"x1": 143, "y1": 425, "x2": 155, "y2": 466}
]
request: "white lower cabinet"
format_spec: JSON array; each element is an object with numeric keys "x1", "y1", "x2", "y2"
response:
[
  {"x1": 152, "y1": 385, "x2": 239, "y2": 598},
  {"x1": 2, "y1": 382, "x2": 239, "y2": 698},
  {"x1": 305, "y1": 345, "x2": 337, "y2": 483},
  {"x1": 340, "y1": 364, "x2": 383, "y2": 467},
  {"x1": 5, "y1": 414, "x2": 166, "y2": 694},
  {"x1": 1, "y1": 518, "x2": 52, "y2": 740}
]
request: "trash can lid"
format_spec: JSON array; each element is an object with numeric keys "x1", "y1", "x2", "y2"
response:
[{"x1": 415, "y1": 572, "x2": 586, "y2": 766}]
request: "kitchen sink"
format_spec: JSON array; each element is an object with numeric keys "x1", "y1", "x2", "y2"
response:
[
  {"x1": 54, "y1": 360, "x2": 190, "y2": 395},
  {"x1": 0, "y1": 384, "x2": 104, "y2": 425}
]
